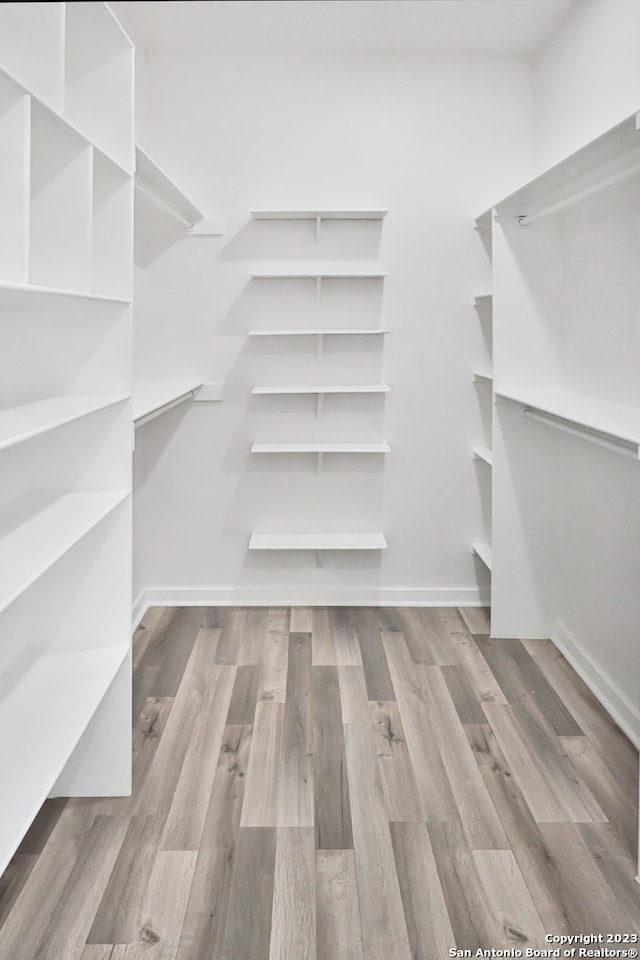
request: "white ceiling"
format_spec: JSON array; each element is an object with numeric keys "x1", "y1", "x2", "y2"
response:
[{"x1": 111, "y1": 0, "x2": 577, "y2": 57}]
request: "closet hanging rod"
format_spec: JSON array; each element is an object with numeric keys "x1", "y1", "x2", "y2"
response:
[
  {"x1": 134, "y1": 389, "x2": 199, "y2": 429},
  {"x1": 522, "y1": 407, "x2": 639, "y2": 459},
  {"x1": 511, "y1": 163, "x2": 640, "y2": 227}
]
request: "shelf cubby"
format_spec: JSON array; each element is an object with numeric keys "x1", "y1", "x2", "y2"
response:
[
  {"x1": 92, "y1": 149, "x2": 132, "y2": 298},
  {"x1": 0, "y1": 488, "x2": 128, "y2": 616},
  {"x1": 0, "y1": 640, "x2": 129, "y2": 876},
  {"x1": 0, "y1": 4, "x2": 64, "y2": 111},
  {"x1": 0, "y1": 394, "x2": 129, "y2": 453},
  {"x1": 29, "y1": 101, "x2": 92, "y2": 291},
  {"x1": 63, "y1": 2, "x2": 134, "y2": 172}
]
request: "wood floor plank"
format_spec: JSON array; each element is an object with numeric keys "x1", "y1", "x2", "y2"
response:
[
  {"x1": 440, "y1": 664, "x2": 488, "y2": 725},
  {"x1": 239, "y1": 606, "x2": 270, "y2": 665},
  {"x1": 458, "y1": 606, "x2": 491, "y2": 636},
  {"x1": 226, "y1": 665, "x2": 260, "y2": 725},
  {"x1": 175, "y1": 725, "x2": 251, "y2": 960},
  {"x1": 476, "y1": 636, "x2": 583, "y2": 736},
  {"x1": 134, "y1": 628, "x2": 224, "y2": 816},
  {"x1": 259, "y1": 608, "x2": 290, "y2": 703},
  {"x1": 88, "y1": 816, "x2": 164, "y2": 945},
  {"x1": 214, "y1": 608, "x2": 249, "y2": 664},
  {"x1": 23, "y1": 816, "x2": 129, "y2": 960},
  {"x1": 382, "y1": 632, "x2": 457, "y2": 822},
  {"x1": 220, "y1": 827, "x2": 277, "y2": 960},
  {"x1": 463, "y1": 723, "x2": 574, "y2": 936},
  {"x1": 134, "y1": 607, "x2": 181, "y2": 672},
  {"x1": 438, "y1": 609, "x2": 508, "y2": 705},
  {"x1": 151, "y1": 607, "x2": 206, "y2": 697},
  {"x1": 313, "y1": 666, "x2": 353, "y2": 849},
  {"x1": 529, "y1": 646, "x2": 639, "y2": 805},
  {"x1": 560, "y1": 734, "x2": 638, "y2": 861},
  {"x1": 537, "y1": 821, "x2": 639, "y2": 934},
  {"x1": 316, "y1": 850, "x2": 364, "y2": 960},
  {"x1": 508, "y1": 701, "x2": 607, "y2": 824},
  {"x1": 344, "y1": 723, "x2": 412, "y2": 960},
  {"x1": 269, "y1": 827, "x2": 316, "y2": 960},
  {"x1": 418, "y1": 666, "x2": 509, "y2": 849},
  {"x1": 332, "y1": 608, "x2": 362, "y2": 666},
  {"x1": 312, "y1": 607, "x2": 336, "y2": 665},
  {"x1": 0, "y1": 854, "x2": 37, "y2": 932},
  {"x1": 353, "y1": 608, "x2": 394, "y2": 700},
  {"x1": 290, "y1": 606, "x2": 313, "y2": 632},
  {"x1": 473, "y1": 850, "x2": 548, "y2": 949},
  {"x1": 389, "y1": 609, "x2": 439, "y2": 665},
  {"x1": 426, "y1": 820, "x2": 501, "y2": 950},
  {"x1": 416, "y1": 608, "x2": 459, "y2": 665},
  {"x1": 482, "y1": 704, "x2": 570, "y2": 823},
  {"x1": 278, "y1": 632, "x2": 314, "y2": 827},
  {"x1": 337, "y1": 665, "x2": 370, "y2": 724},
  {"x1": 240, "y1": 702, "x2": 284, "y2": 828},
  {"x1": 389, "y1": 821, "x2": 455, "y2": 959},
  {"x1": 369, "y1": 701, "x2": 422, "y2": 823},
  {"x1": 578, "y1": 822, "x2": 640, "y2": 932},
  {"x1": 116, "y1": 850, "x2": 198, "y2": 959},
  {"x1": 16, "y1": 797, "x2": 67, "y2": 855}
]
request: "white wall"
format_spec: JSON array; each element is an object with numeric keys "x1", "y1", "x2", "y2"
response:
[
  {"x1": 533, "y1": 0, "x2": 640, "y2": 170},
  {"x1": 132, "y1": 48, "x2": 531, "y2": 608}
]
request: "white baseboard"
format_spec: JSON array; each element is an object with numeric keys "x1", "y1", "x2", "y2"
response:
[
  {"x1": 132, "y1": 585, "x2": 486, "y2": 629},
  {"x1": 552, "y1": 619, "x2": 640, "y2": 750}
]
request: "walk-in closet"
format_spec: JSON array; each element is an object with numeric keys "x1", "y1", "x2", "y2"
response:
[{"x1": 0, "y1": 1, "x2": 639, "y2": 956}]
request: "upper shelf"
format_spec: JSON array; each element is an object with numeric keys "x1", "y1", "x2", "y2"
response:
[
  {"x1": 251, "y1": 210, "x2": 388, "y2": 221},
  {"x1": 135, "y1": 146, "x2": 204, "y2": 228},
  {"x1": 493, "y1": 111, "x2": 640, "y2": 223},
  {"x1": 497, "y1": 387, "x2": 640, "y2": 457}
]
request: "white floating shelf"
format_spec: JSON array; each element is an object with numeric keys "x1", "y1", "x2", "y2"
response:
[
  {"x1": 473, "y1": 372, "x2": 493, "y2": 385},
  {"x1": 248, "y1": 328, "x2": 388, "y2": 337},
  {"x1": 474, "y1": 209, "x2": 492, "y2": 231},
  {"x1": 133, "y1": 380, "x2": 204, "y2": 428},
  {"x1": 251, "y1": 267, "x2": 388, "y2": 279},
  {"x1": 0, "y1": 642, "x2": 129, "y2": 877},
  {"x1": 252, "y1": 384, "x2": 390, "y2": 395},
  {"x1": 251, "y1": 442, "x2": 390, "y2": 454},
  {"x1": 497, "y1": 387, "x2": 640, "y2": 458},
  {"x1": 249, "y1": 533, "x2": 387, "y2": 551},
  {"x1": 0, "y1": 279, "x2": 129, "y2": 306},
  {"x1": 0, "y1": 395, "x2": 129, "y2": 452},
  {"x1": 251, "y1": 210, "x2": 388, "y2": 220},
  {"x1": 472, "y1": 541, "x2": 492, "y2": 570},
  {"x1": 0, "y1": 489, "x2": 129, "y2": 615},
  {"x1": 135, "y1": 145, "x2": 204, "y2": 228},
  {"x1": 473, "y1": 446, "x2": 493, "y2": 466},
  {"x1": 494, "y1": 111, "x2": 640, "y2": 223},
  {"x1": 473, "y1": 295, "x2": 492, "y2": 309}
]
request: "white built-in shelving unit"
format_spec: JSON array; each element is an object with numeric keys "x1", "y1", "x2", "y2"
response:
[
  {"x1": 486, "y1": 111, "x2": 640, "y2": 869},
  {"x1": 471, "y1": 206, "x2": 494, "y2": 603},
  {"x1": 248, "y1": 211, "x2": 389, "y2": 556},
  {"x1": 0, "y1": 1, "x2": 134, "y2": 876}
]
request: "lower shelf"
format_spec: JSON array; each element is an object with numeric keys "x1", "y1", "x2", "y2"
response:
[
  {"x1": 472, "y1": 541, "x2": 492, "y2": 571},
  {"x1": 251, "y1": 442, "x2": 390, "y2": 454},
  {"x1": 0, "y1": 642, "x2": 129, "y2": 876},
  {"x1": 249, "y1": 532, "x2": 387, "y2": 551}
]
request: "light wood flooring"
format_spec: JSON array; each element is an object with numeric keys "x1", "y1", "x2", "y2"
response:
[{"x1": 0, "y1": 606, "x2": 639, "y2": 959}]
